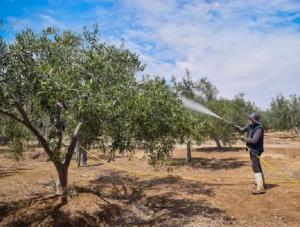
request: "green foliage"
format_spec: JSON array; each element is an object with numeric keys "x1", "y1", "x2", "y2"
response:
[
  {"x1": 0, "y1": 27, "x2": 143, "y2": 166},
  {"x1": 265, "y1": 94, "x2": 300, "y2": 133},
  {"x1": 172, "y1": 71, "x2": 207, "y2": 145},
  {"x1": 174, "y1": 71, "x2": 257, "y2": 148},
  {"x1": 226, "y1": 93, "x2": 257, "y2": 126},
  {"x1": 0, "y1": 116, "x2": 31, "y2": 161},
  {"x1": 0, "y1": 117, "x2": 28, "y2": 140},
  {"x1": 207, "y1": 94, "x2": 256, "y2": 147},
  {"x1": 0, "y1": 27, "x2": 186, "y2": 168},
  {"x1": 9, "y1": 138, "x2": 23, "y2": 161},
  {"x1": 133, "y1": 78, "x2": 186, "y2": 165},
  {"x1": 174, "y1": 71, "x2": 229, "y2": 147}
]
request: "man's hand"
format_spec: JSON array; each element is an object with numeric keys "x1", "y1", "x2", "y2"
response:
[{"x1": 231, "y1": 123, "x2": 242, "y2": 131}]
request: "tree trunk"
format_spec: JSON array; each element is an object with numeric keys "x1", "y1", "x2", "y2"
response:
[
  {"x1": 186, "y1": 140, "x2": 192, "y2": 163},
  {"x1": 56, "y1": 122, "x2": 83, "y2": 202},
  {"x1": 56, "y1": 165, "x2": 68, "y2": 203},
  {"x1": 2, "y1": 104, "x2": 82, "y2": 203},
  {"x1": 214, "y1": 139, "x2": 222, "y2": 148}
]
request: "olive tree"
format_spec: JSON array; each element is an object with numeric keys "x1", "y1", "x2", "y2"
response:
[
  {"x1": 0, "y1": 27, "x2": 191, "y2": 200},
  {"x1": 0, "y1": 28, "x2": 142, "y2": 199},
  {"x1": 172, "y1": 71, "x2": 207, "y2": 162},
  {"x1": 265, "y1": 94, "x2": 300, "y2": 133},
  {"x1": 133, "y1": 78, "x2": 187, "y2": 165}
]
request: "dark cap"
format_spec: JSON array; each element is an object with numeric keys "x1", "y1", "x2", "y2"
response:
[{"x1": 248, "y1": 112, "x2": 261, "y2": 124}]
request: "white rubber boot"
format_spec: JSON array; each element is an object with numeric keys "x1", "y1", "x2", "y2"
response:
[
  {"x1": 253, "y1": 172, "x2": 266, "y2": 189},
  {"x1": 262, "y1": 172, "x2": 266, "y2": 188},
  {"x1": 252, "y1": 173, "x2": 266, "y2": 195}
]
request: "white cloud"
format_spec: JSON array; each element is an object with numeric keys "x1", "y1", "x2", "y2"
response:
[
  {"x1": 119, "y1": 0, "x2": 300, "y2": 107},
  {"x1": 6, "y1": 14, "x2": 67, "y2": 33},
  {"x1": 39, "y1": 14, "x2": 67, "y2": 29}
]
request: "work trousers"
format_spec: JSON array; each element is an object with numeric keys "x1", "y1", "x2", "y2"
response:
[{"x1": 250, "y1": 151, "x2": 262, "y2": 173}]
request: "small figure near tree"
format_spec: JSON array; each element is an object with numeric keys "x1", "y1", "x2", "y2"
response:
[{"x1": 76, "y1": 145, "x2": 88, "y2": 167}]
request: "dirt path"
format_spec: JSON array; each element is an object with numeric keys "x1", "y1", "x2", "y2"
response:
[{"x1": 0, "y1": 133, "x2": 300, "y2": 226}]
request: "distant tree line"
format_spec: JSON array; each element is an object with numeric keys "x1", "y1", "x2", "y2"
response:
[{"x1": 262, "y1": 94, "x2": 300, "y2": 133}]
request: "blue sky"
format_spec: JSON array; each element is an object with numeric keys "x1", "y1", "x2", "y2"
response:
[{"x1": 1, "y1": 0, "x2": 300, "y2": 108}]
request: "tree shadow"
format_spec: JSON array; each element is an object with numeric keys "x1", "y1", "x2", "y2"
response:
[
  {"x1": 83, "y1": 163, "x2": 104, "y2": 167},
  {"x1": 89, "y1": 172, "x2": 214, "y2": 200},
  {"x1": 169, "y1": 157, "x2": 247, "y2": 170},
  {"x1": 0, "y1": 194, "x2": 59, "y2": 225},
  {"x1": 0, "y1": 145, "x2": 9, "y2": 152},
  {"x1": 88, "y1": 153, "x2": 125, "y2": 162},
  {"x1": 0, "y1": 167, "x2": 31, "y2": 178},
  {"x1": 86, "y1": 171, "x2": 233, "y2": 226},
  {"x1": 0, "y1": 170, "x2": 234, "y2": 226},
  {"x1": 139, "y1": 176, "x2": 214, "y2": 197},
  {"x1": 144, "y1": 193, "x2": 229, "y2": 226},
  {"x1": 0, "y1": 170, "x2": 15, "y2": 178},
  {"x1": 89, "y1": 172, "x2": 143, "y2": 202},
  {"x1": 194, "y1": 146, "x2": 247, "y2": 153}
]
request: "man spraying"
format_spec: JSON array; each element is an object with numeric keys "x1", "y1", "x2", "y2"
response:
[
  {"x1": 180, "y1": 97, "x2": 266, "y2": 194},
  {"x1": 234, "y1": 112, "x2": 266, "y2": 195}
]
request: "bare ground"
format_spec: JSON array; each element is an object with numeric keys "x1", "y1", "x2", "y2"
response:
[{"x1": 0, "y1": 132, "x2": 300, "y2": 226}]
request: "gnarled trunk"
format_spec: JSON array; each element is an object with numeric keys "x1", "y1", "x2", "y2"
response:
[
  {"x1": 186, "y1": 140, "x2": 192, "y2": 163},
  {"x1": 55, "y1": 122, "x2": 83, "y2": 202},
  {"x1": 55, "y1": 165, "x2": 69, "y2": 203},
  {"x1": 1, "y1": 104, "x2": 82, "y2": 204},
  {"x1": 214, "y1": 138, "x2": 222, "y2": 148}
]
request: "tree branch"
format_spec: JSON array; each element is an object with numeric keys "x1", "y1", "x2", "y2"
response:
[
  {"x1": 55, "y1": 102, "x2": 66, "y2": 161},
  {"x1": 0, "y1": 108, "x2": 23, "y2": 124},
  {"x1": 64, "y1": 122, "x2": 83, "y2": 168},
  {"x1": 15, "y1": 103, "x2": 53, "y2": 158}
]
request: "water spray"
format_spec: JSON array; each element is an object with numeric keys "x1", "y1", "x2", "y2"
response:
[
  {"x1": 180, "y1": 96, "x2": 222, "y2": 120},
  {"x1": 180, "y1": 96, "x2": 240, "y2": 129},
  {"x1": 137, "y1": 79, "x2": 238, "y2": 128}
]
